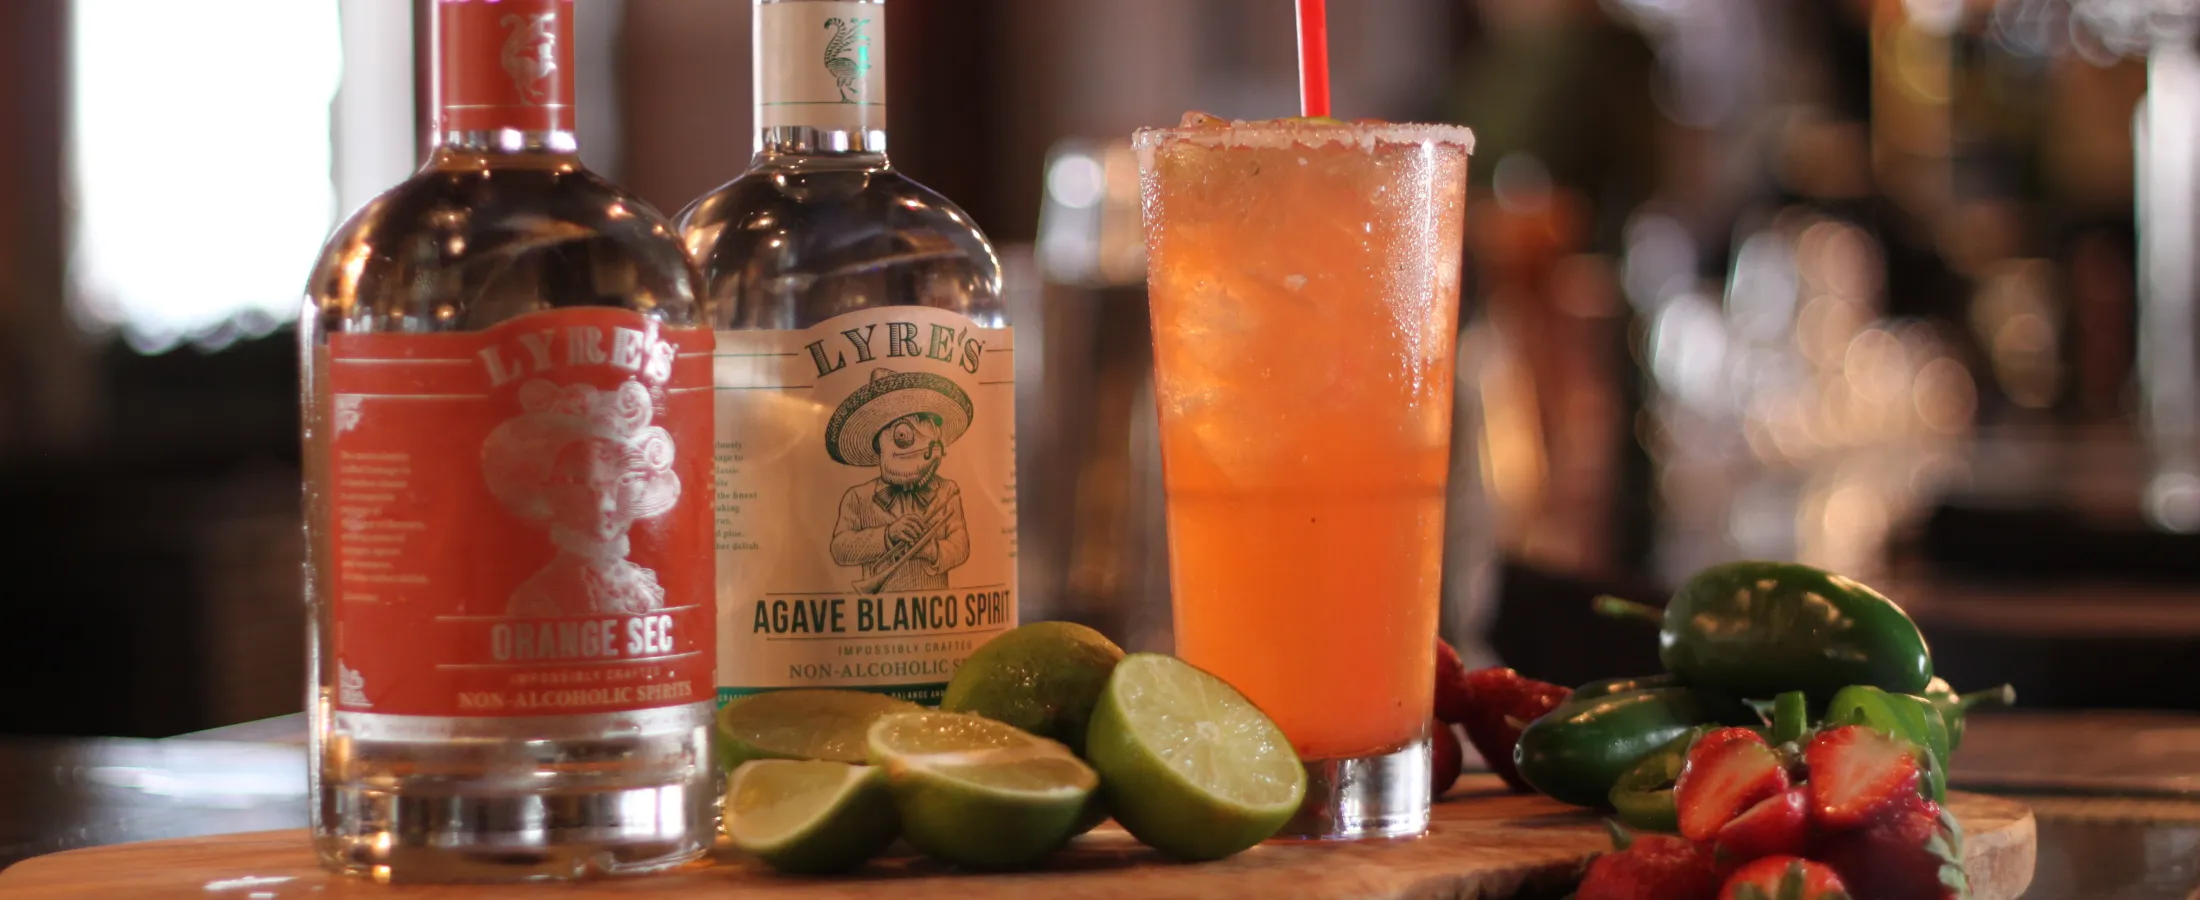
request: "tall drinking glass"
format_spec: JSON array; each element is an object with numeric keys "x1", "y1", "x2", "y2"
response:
[{"x1": 1135, "y1": 118, "x2": 1472, "y2": 841}]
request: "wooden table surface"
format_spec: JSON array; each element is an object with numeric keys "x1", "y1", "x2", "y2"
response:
[
  {"x1": 0, "y1": 711, "x2": 2190, "y2": 898},
  {"x1": 0, "y1": 777, "x2": 2035, "y2": 900}
]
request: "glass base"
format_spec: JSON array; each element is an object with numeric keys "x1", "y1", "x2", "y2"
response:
[
  {"x1": 314, "y1": 782, "x2": 714, "y2": 883},
  {"x1": 1277, "y1": 737, "x2": 1431, "y2": 841},
  {"x1": 311, "y1": 703, "x2": 717, "y2": 883}
]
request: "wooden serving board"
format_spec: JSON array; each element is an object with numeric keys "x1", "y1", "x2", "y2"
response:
[{"x1": 0, "y1": 776, "x2": 2035, "y2": 899}]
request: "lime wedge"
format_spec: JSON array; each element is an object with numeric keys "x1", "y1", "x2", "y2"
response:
[
  {"x1": 724, "y1": 760, "x2": 898, "y2": 874},
  {"x1": 941, "y1": 621, "x2": 1125, "y2": 756},
  {"x1": 1086, "y1": 653, "x2": 1307, "y2": 860},
  {"x1": 867, "y1": 711, "x2": 1097, "y2": 870},
  {"x1": 715, "y1": 689, "x2": 923, "y2": 772}
]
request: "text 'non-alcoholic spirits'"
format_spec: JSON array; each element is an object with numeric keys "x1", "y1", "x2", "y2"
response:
[
  {"x1": 679, "y1": 0, "x2": 1015, "y2": 708},
  {"x1": 301, "y1": 0, "x2": 716, "y2": 881}
]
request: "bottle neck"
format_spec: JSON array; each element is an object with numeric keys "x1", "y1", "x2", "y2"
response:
[
  {"x1": 753, "y1": 0, "x2": 888, "y2": 160},
  {"x1": 432, "y1": 0, "x2": 578, "y2": 157},
  {"x1": 756, "y1": 126, "x2": 886, "y2": 161}
]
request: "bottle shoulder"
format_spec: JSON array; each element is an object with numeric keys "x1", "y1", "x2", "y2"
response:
[
  {"x1": 676, "y1": 164, "x2": 1006, "y2": 330},
  {"x1": 307, "y1": 164, "x2": 702, "y2": 336}
]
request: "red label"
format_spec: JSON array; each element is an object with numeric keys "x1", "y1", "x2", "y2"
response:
[
  {"x1": 437, "y1": 0, "x2": 575, "y2": 134},
  {"x1": 325, "y1": 309, "x2": 714, "y2": 717}
]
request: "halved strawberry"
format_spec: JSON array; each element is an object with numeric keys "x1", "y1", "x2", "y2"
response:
[
  {"x1": 1715, "y1": 787, "x2": 1810, "y2": 863},
  {"x1": 1578, "y1": 833, "x2": 1724, "y2": 900},
  {"x1": 1433, "y1": 640, "x2": 1471, "y2": 722},
  {"x1": 1431, "y1": 719, "x2": 1463, "y2": 798},
  {"x1": 1816, "y1": 792, "x2": 1967, "y2": 900},
  {"x1": 1805, "y1": 725, "x2": 1923, "y2": 830},
  {"x1": 1676, "y1": 727, "x2": 1790, "y2": 841},
  {"x1": 1718, "y1": 855, "x2": 1851, "y2": 900},
  {"x1": 1693, "y1": 726, "x2": 1769, "y2": 757}
]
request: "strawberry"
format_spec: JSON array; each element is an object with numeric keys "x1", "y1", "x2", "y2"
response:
[
  {"x1": 1715, "y1": 787, "x2": 1811, "y2": 863},
  {"x1": 1577, "y1": 832, "x2": 1724, "y2": 900},
  {"x1": 1816, "y1": 792, "x2": 1967, "y2": 900},
  {"x1": 1718, "y1": 855, "x2": 1851, "y2": 900},
  {"x1": 1433, "y1": 640, "x2": 1472, "y2": 722},
  {"x1": 1453, "y1": 666, "x2": 1569, "y2": 791},
  {"x1": 1676, "y1": 727, "x2": 1790, "y2": 841},
  {"x1": 1693, "y1": 726, "x2": 1770, "y2": 758},
  {"x1": 1431, "y1": 719, "x2": 1463, "y2": 798},
  {"x1": 1805, "y1": 725, "x2": 1923, "y2": 830}
]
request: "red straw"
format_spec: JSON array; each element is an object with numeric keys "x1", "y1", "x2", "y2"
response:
[{"x1": 1295, "y1": 0, "x2": 1331, "y2": 118}]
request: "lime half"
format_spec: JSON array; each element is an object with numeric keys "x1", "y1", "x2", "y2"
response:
[
  {"x1": 725, "y1": 760, "x2": 898, "y2": 874},
  {"x1": 716, "y1": 689, "x2": 923, "y2": 772},
  {"x1": 941, "y1": 621, "x2": 1125, "y2": 756},
  {"x1": 1086, "y1": 653, "x2": 1307, "y2": 861},
  {"x1": 867, "y1": 711, "x2": 1097, "y2": 870}
]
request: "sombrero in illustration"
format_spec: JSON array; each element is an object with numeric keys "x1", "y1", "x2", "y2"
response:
[
  {"x1": 824, "y1": 368, "x2": 976, "y2": 593},
  {"x1": 825, "y1": 368, "x2": 975, "y2": 467}
]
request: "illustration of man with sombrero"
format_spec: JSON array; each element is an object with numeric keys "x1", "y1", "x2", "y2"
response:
[{"x1": 826, "y1": 368, "x2": 973, "y2": 593}]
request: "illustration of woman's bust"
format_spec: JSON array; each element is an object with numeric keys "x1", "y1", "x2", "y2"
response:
[{"x1": 481, "y1": 379, "x2": 680, "y2": 617}]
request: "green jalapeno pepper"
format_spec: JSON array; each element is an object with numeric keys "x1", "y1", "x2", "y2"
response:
[
  {"x1": 1904, "y1": 695, "x2": 1953, "y2": 776},
  {"x1": 1607, "y1": 726, "x2": 1709, "y2": 832},
  {"x1": 1598, "y1": 561, "x2": 1934, "y2": 704},
  {"x1": 1515, "y1": 684, "x2": 1751, "y2": 809},
  {"x1": 1825, "y1": 684, "x2": 1910, "y2": 741},
  {"x1": 1571, "y1": 673, "x2": 1681, "y2": 702},
  {"x1": 1922, "y1": 677, "x2": 2017, "y2": 752},
  {"x1": 1892, "y1": 693, "x2": 1951, "y2": 803}
]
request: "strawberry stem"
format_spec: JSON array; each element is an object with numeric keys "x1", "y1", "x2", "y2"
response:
[
  {"x1": 1771, "y1": 690, "x2": 1810, "y2": 744},
  {"x1": 1592, "y1": 595, "x2": 1664, "y2": 625},
  {"x1": 1781, "y1": 859, "x2": 1808, "y2": 900}
]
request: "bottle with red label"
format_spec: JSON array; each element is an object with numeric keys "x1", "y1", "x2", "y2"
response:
[{"x1": 300, "y1": 0, "x2": 715, "y2": 881}]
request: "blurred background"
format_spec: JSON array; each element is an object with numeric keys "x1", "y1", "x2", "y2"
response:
[{"x1": 4, "y1": 0, "x2": 2199, "y2": 739}]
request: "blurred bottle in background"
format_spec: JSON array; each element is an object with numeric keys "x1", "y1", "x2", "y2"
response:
[
  {"x1": 1026, "y1": 138, "x2": 1172, "y2": 651},
  {"x1": 1444, "y1": 0, "x2": 1657, "y2": 586}
]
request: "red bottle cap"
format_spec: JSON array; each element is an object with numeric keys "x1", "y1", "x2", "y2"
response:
[{"x1": 437, "y1": 0, "x2": 575, "y2": 135}]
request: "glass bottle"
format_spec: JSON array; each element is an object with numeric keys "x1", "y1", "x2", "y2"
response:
[
  {"x1": 300, "y1": 0, "x2": 716, "y2": 881},
  {"x1": 678, "y1": 0, "x2": 1016, "y2": 707}
]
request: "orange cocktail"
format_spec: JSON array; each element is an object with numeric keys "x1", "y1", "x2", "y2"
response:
[{"x1": 1136, "y1": 116, "x2": 1471, "y2": 839}]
